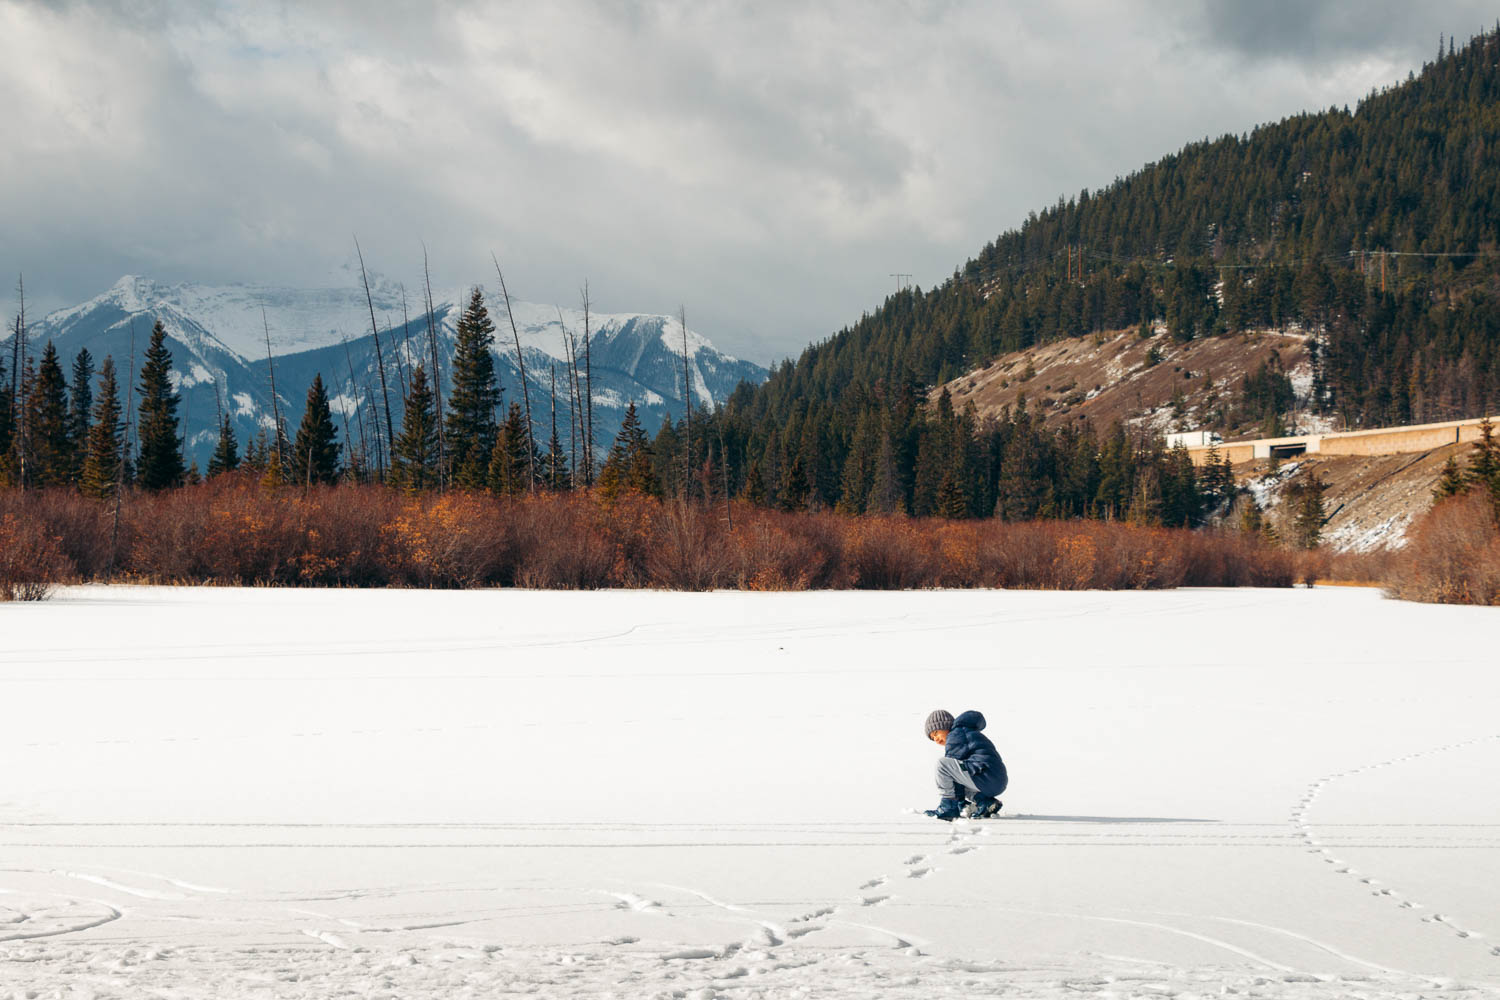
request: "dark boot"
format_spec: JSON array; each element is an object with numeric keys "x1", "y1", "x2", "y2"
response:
[
  {"x1": 972, "y1": 795, "x2": 1002, "y2": 818},
  {"x1": 924, "y1": 798, "x2": 964, "y2": 822}
]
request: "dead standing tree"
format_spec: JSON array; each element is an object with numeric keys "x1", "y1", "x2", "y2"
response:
[
  {"x1": 354, "y1": 236, "x2": 396, "y2": 477},
  {"x1": 680, "y1": 305, "x2": 693, "y2": 502},
  {"x1": 580, "y1": 281, "x2": 595, "y2": 485},
  {"x1": 261, "y1": 305, "x2": 286, "y2": 472},
  {"x1": 422, "y1": 245, "x2": 446, "y2": 489},
  {"x1": 491, "y1": 253, "x2": 537, "y2": 491}
]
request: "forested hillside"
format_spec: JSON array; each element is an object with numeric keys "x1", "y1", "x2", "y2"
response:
[{"x1": 692, "y1": 28, "x2": 1500, "y2": 521}]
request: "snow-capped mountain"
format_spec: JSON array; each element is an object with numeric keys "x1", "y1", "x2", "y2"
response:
[{"x1": 8, "y1": 276, "x2": 768, "y2": 467}]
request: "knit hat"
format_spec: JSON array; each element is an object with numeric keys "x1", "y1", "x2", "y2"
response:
[{"x1": 924, "y1": 710, "x2": 955, "y2": 737}]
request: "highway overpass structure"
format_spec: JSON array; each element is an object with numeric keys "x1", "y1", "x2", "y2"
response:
[{"x1": 1185, "y1": 415, "x2": 1498, "y2": 466}]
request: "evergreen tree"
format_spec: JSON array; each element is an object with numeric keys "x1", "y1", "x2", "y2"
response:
[
  {"x1": 242, "y1": 427, "x2": 270, "y2": 473},
  {"x1": 488, "y1": 402, "x2": 534, "y2": 497},
  {"x1": 597, "y1": 401, "x2": 656, "y2": 500},
  {"x1": 207, "y1": 413, "x2": 240, "y2": 477},
  {"x1": 80, "y1": 357, "x2": 123, "y2": 500},
  {"x1": 1434, "y1": 454, "x2": 1467, "y2": 499},
  {"x1": 68, "y1": 348, "x2": 94, "y2": 483},
  {"x1": 1287, "y1": 472, "x2": 1328, "y2": 549},
  {"x1": 290, "y1": 374, "x2": 341, "y2": 485},
  {"x1": 136, "y1": 320, "x2": 186, "y2": 491},
  {"x1": 543, "y1": 415, "x2": 570, "y2": 490},
  {"x1": 742, "y1": 459, "x2": 767, "y2": 505},
  {"x1": 1467, "y1": 418, "x2": 1499, "y2": 489},
  {"x1": 26, "y1": 342, "x2": 72, "y2": 487},
  {"x1": 391, "y1": 364, "x2": 439, "y2": 492},
  {"x1": 444, "y1": 287, "x2": 501, "y2": 488},
  {"x1": 868, "y1": 428, "x2": 904, "y2": 514},
  {"x1": 0, "y1": 347, "x2": 11, "y2": 475},
  {"x1": 650, "y1": 414, "x2": 682, "y2": 499}
]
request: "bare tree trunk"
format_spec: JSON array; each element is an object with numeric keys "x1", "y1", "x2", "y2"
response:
[
  {"x1": 262, "y1": 305, "x2": 286, "y2": 473},
  {"x1": 15, "y1": 274, "x2": 28, "y2": 488},
  {"x1": 549, "y1": 364, "x2": 561, "y2": 489},
  {"x1": 581, "y1": 281, "x2": 594, "y2": 486},
  {"x1": 560, "y1": 313, "x2": 581, "y2": 489},
  {"x1": 491, "y1": 253, "x2": 537, "y2": 491},
  {"x1": 342, "y1": 334, "x2": 369, "y2": 480},
  {"x1": 422, "y1": 245, "x2": 446, "y2": 490},
  {"x1": 394, "y1": 287, "x2": 412, "y2": 401},
  {"x1": 680, "y1": 305, "x2": 693, "y2": 502},
  {"x1": 354, "y1": 236, "x2": 396, "y2": 476}
]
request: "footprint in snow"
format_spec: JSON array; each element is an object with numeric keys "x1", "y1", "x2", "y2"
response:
[
  {"x1": 902, "y1": 855, "x2": 926, "y2": 866},
  {"x1": 858, "y1": 877, "x2": 887, "y2": 890},
  {"x1": 907, "y1": 867, "x2": 933, "y2": 880},
  {"x1": 859, "y1": 895, "x2": 890, "y2": 907}
]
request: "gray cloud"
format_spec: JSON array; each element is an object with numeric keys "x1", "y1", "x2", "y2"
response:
[
  {"x1": 1177, "y1": 0, "x2": 1496, "y2": 63},
  {"x1": 0, "y1": 0, "x2": 1488, "y2": 361}
]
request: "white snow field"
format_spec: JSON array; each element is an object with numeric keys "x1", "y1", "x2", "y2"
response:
[{"x1": 2, "y1": 586, "x2": 1498, "y2": 999}]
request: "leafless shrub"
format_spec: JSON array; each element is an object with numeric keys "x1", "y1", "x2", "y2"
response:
[{"x1": 1385, "y1": 492, "x2": 1500, "y2": 605}]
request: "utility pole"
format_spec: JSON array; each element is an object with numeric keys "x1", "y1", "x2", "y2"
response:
[{"x1": 889, "y1": 273, "x2": 912, "y2": 294}]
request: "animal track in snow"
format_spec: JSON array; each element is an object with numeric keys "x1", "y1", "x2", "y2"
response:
[
  {"x1": 859, "y1": 895, "x2": 890, "y2": 907},
  {"x1": 907, "y1": 867, "x2": 932, "y2": 880},
  {"x1": 858, "y1": 877, "x2": 887, "y2": 890}
]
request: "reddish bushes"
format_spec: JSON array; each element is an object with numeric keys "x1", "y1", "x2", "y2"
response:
[
  {"x1": 0, "y1": 509, "x2": 72, "y2": 601},
  {"x1": 1385, "y1": 492, "x2": 1500, "y2": 605},
  {"x1": 0, "y1": 480, "x2": 1308, "y2": 592}
]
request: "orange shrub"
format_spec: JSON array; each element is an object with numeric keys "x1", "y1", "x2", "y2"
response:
[{"x1": 1385, "y1": 492, "x2": 1500, "y2": 605}]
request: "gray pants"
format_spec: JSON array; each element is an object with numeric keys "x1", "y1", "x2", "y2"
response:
[{"x1": 935, "y1": 757, "x2": 980, "y2": 801}]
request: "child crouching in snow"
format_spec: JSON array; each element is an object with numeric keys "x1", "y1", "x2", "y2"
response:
[{"x1": 923, "y1": 709, "x2": 1007, "y2": 821}]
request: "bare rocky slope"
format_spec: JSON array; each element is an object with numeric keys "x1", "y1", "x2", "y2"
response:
[{"x1": 937, "y1": 329, "x2": 1471, "y2": 551}]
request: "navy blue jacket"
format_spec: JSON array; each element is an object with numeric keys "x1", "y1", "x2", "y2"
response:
[{"x1": 945, "y1": 710, "x2": 1008, "y2": 797}]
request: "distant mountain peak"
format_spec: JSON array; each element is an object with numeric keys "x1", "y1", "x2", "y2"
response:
[{"x1": 14, "y1": 274, "x2": 768, "y2": 466}]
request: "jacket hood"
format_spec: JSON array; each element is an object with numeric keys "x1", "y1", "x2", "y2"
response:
[{"x1": 954, "y1": 710, "x2": 986, "y2": 731}]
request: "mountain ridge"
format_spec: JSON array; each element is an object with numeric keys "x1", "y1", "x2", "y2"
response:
[{"x1": 5, "y1": 275, "x2": 768, "y2": 467}]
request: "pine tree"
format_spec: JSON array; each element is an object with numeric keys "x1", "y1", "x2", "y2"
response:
[
  {"x1": 136, "y1": 320, "x2": 186, "y2": 491},
  {"x1": 242, "y1": 427, "x2": 270, "y2": 473},
  {"x1": 488, "y1": 402, "x2": 533, "y2": 497},
  {"x1": 1467, "y1": 418, "x2": 1499, "y2": 489},
  {"x1": 290, "y1": 374, "x2": 341, "y2": 485},
  {"x1": 742, "y1": 459, "x2": 767, "y2": 505},
  {"x1": 444, "y1": 288, "x2": 501, "y2": 488},
  {"x1": 1434, "y1": 454, "x2": 1467, "y2": 499},
  {"x1": 80, "y1": 357, "x2": 122, "y2": 500},
  {"x1": 597, "y1": 402, "x2": 656, "y2": 500},
  {"x1": 392, "y1": 364, "x2": 439, "y2": 492},
  {"x1": 68, "y1": 348, "x2": 94, "y2": 483},
  {"x1": 207, "y1": 414, "x2": 240, "y2": 477},
  {"x1": 26, "y1": 342, "x2": 72, "y2": 487},
  {"x1": 0, "y1": 346, "x2": 11, "y2": 477},
  {"x1": 543, "y1": 415, "x2": 569, "y2": 490},
  {"x1": 1287, "y1": 472, "x2": 1328, "y2": 549}
]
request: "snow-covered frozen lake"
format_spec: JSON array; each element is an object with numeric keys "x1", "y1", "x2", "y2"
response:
[{"x1": 2, "y1": 586, "x2": 1498, "y2": 998}]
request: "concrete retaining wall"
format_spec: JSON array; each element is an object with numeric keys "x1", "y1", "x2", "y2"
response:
[{"x1": 1185, "y1": 415, "x2": 1496, "y2": 466}]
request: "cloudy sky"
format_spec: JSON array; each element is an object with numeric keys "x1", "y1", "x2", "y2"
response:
[{"x1": 1, "y1": 1, "x2": 1493, "y2": 362}]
